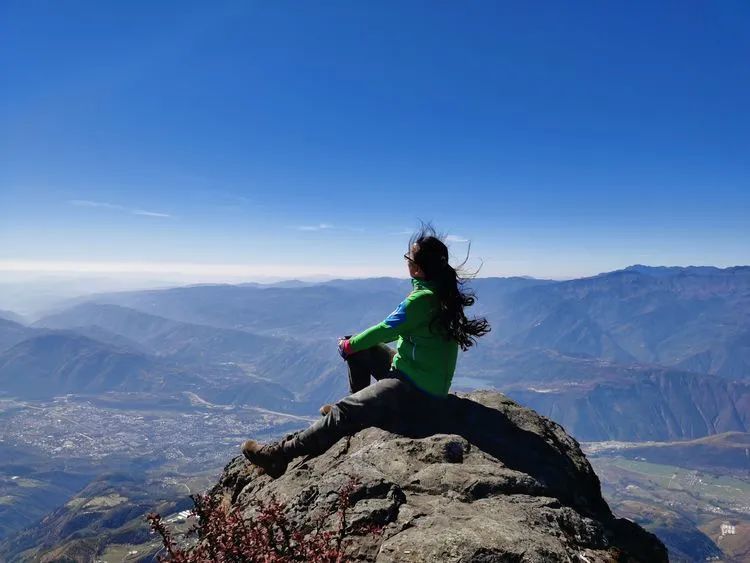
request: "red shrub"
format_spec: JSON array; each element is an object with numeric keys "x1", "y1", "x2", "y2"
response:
[{"x1": 146, "y1": 478, "x2": 381, "y2": 562}]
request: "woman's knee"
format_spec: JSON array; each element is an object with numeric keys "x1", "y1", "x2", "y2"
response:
[
  {"x1": 349, "y1": 378, "x2": 407, "y2": 409},
  {"x1": 345, "y1": 346, "x2": 373, "y2": 367}
]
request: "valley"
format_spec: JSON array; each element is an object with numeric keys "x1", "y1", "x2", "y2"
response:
[
  {"x1": 0, "y1": 392, "x2": 312, "y2": 560},
  {"x1": 586, "y1": 437, "x2": 750, "y2": 562}
]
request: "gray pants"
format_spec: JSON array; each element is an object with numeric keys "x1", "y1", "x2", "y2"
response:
[{"x1": 285, "y1": 343, "x2": 446, "y2": 458}]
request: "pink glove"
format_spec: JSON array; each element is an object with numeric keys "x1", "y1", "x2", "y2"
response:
[{"x1": 338, "y1": 336, "x2": 354, "y2": 360}]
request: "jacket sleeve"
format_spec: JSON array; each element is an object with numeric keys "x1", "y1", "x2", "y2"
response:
[{"x1": 348, "y1": 292, "x2": 433, "y2": 352}]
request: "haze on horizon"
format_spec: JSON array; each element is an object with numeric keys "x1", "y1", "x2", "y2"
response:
[{"x1": 2, "y1": 2, "x2": 748, "y2": 284}]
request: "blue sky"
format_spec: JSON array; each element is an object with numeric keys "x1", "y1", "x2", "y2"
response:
[{"x1": 1, "y1": 1, "x2": 748, "y2": 281}]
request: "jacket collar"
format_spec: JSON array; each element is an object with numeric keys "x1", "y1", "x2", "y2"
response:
[{"x1": 411, "y1": 277, "x2": 438, "y2": 291}]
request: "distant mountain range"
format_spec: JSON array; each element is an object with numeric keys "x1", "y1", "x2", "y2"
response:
[
  {"x1": 486, "y1": 265, "x2": 750, "y2": 376},
  {"x1": 508, "y1": 368, "x2": 750, "y2": 441},
  {"x1": 0, "y1": 332, "x2": 186, "y2": 400},
  {"x1": 36, "y1": 302, "x2": 278, "y2": 362},
  {"x1": 0, "y1": 329, "x2": 296, "y2": 409},
  {"x1": 1, "y1": 265, "x2": 748, "y2": 440},
  {"x1": 50, "y1": 265, "x2": 749, "y2": 377},
  {"x1": 58, "y1": 279, "x2": 412, "y2": 339},
  {"x1": 0, "y1": 310, "x2": 26, "y2": 325},
  {"x1": 0, "y1": 317, "x2": 34, "y2": 354}
]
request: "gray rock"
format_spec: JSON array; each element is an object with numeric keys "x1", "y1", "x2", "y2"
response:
[{"x1": 211, "y1": 391, "x2": 666, "y2": 562}]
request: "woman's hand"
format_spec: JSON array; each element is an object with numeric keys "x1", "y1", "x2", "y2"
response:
[{"x1": 337, "y1": 335, "x2": 354, "y2": 360}]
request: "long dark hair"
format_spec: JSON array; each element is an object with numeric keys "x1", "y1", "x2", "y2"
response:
[{"x1": 408, "y1": 222, "x2": 491, "y2": 351}]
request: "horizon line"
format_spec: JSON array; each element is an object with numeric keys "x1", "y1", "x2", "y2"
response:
[{"x1": 0, "y1": 259, "x2": 747, "y2": 286}]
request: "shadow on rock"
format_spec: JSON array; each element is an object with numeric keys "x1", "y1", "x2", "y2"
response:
[{"x1": 382, "y1": 391, "x2": 611, "y2": 519}]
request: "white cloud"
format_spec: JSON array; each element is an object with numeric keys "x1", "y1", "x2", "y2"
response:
[
  {"x1": 69, "y1": 199, "x2": 172, "y2": 218},
  {"x1": 291, "y1": 223, "x2": 364, "y2": 232},
  {"x1": 69, "y1": 200, "x2": 120, "y2": 210},
  {"x1": 295, "y1": 223, "x2": 335, "y2": 231},
  {"x1": 132, "y1": 209, "x2": 172, "y2": 218}
]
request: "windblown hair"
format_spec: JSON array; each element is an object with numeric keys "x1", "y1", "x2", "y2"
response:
[{"x1": 408, "y1": 221, "x2": 491, "y2": 351}]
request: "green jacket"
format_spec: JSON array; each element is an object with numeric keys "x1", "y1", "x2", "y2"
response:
[{"x1": 348, "y1": 277, "x2": 458, "y2": 396}]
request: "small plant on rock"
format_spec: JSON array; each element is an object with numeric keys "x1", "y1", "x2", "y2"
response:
[{"x1": 146, "y1": 478, "x2": 381, "y2": 562}]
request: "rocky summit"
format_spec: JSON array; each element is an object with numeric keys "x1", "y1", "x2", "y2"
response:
[{"x1": 211, "y1": 391, "x2": 667, "y2": 562}]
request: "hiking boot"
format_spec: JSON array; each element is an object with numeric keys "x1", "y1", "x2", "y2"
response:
[
  {"x1": 241, "y1": 440, "x2": 289, "y2": 479},
  {"x1": 319, "y1": 404, "x2": 333, "y2": 417}
]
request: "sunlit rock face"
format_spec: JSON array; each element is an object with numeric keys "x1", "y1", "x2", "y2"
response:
[{"x1": 212, "y1": 390, "x2": 667, "y2": 562}]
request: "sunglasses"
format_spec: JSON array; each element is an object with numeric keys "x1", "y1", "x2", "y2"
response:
[{"x1": 403, "y1": 253, "x2": 415, "y2": 263}]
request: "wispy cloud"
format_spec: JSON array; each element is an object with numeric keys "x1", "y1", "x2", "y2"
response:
[
  {"x1": 291, "y1": 223, "x2": 365, "y2": 232},
  {"x1": 70, "y1": 200, "x2": 120, "y2": 210},
  {"x1": 132, "y1": 209, "x2": 171, "y2": 217},
  {"x1": 294, "y1": 223, "x2": 335, "y2": 231},
  {"x1": 69, "y1": 199, "x2": 172, "y2": 218}
]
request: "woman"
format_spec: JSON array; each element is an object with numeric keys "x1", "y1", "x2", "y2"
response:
[{"x1": 242, "y1": 223, "x2": 490, "y2": 478}]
